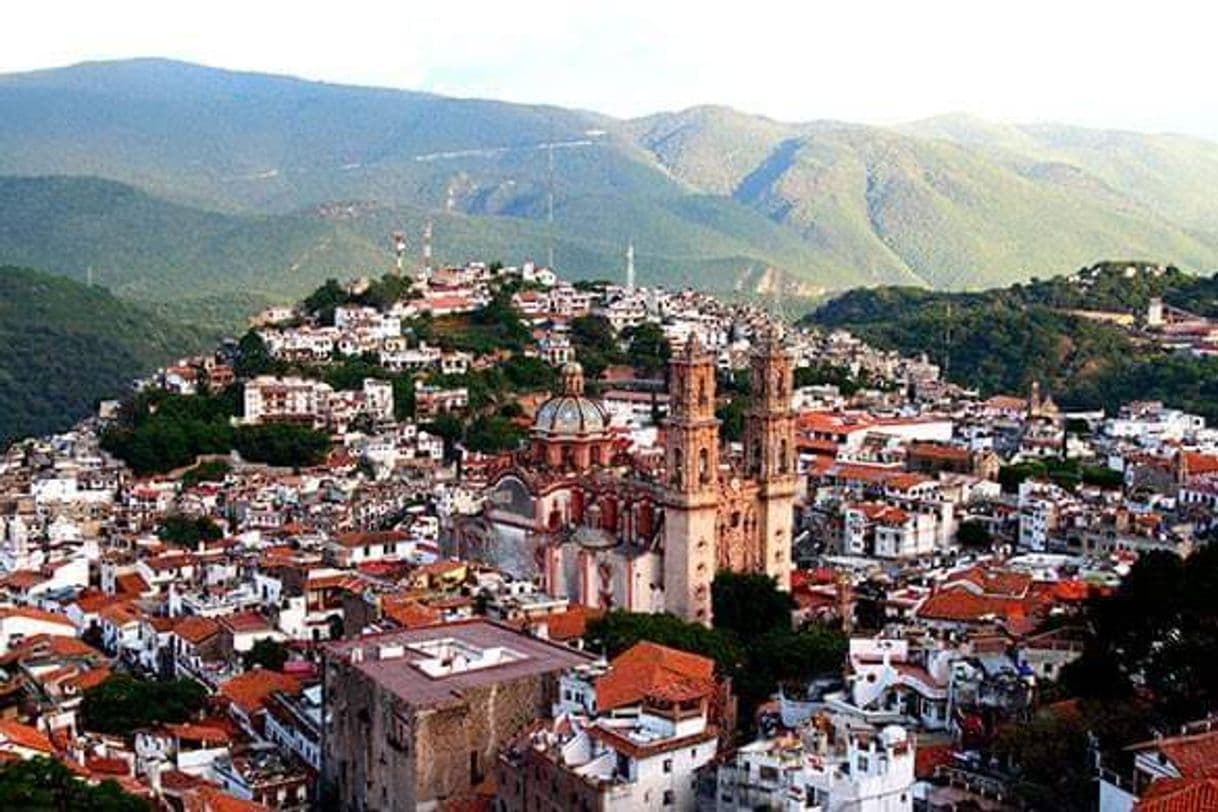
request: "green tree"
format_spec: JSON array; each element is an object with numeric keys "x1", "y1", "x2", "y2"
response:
[
  {"x1": 716, "y1": 398, "x2": 747, "y2": 443},
  {"x1": 711, "y1": 571, "x2": 793, "y2": 640},
  {"x1": 464, "y1": 415, "x2": 526, "y2": 454},
  {"x1": 303, "y1": 278, "x2": 348, "y2": 325},
  {"x1": 233, "y1": 424, "x2": 330, "y2": 468},
  {"x1": 157, "y1": 514, "x2": 223, "y2": 547},
  {"x1": 243, "y1": 638, "x2": 289, "y2": 672},
  {"x1": 179, "y1": 459, "x2": 230, "y2": 488},
  {"x1": 623, "y1": 323, "x2": 670, "y2": 377},
  {"x1": 956, "y1": 520, "x2": 993, "y2": 549},
  {"x1": 82, "y1": 675, "x2": 207, "y2": 735},
  {"x1": 0, "y1": 757, "x2": 148, "y2": 811},
  {"x1": 235, "y1": 330, "x2": 280, "y2": 378}
]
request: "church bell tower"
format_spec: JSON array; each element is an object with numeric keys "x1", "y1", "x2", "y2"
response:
[
  {"x1": 662, "y1": 335, "x2": 720, "y2": 626},
  {"x1": 744, "y1": 327, "x2": 796, "y2": 592}
]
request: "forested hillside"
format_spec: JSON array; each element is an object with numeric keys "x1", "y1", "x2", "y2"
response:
[
  {"x1": 0, "y1": 267, "x2": 208, "y2": 443},
  {"x1": 804, "y1": 264, "x2": 1218, "y2": 420}
]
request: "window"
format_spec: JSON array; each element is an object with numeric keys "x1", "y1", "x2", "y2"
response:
[
  {"x1": 663, "y1": 759, "x2": 672, "y2": 774},
  {"x1": 662, "y1": 790, "x2": 675, "y2": 806},
  {"x1": 470, "y1": 750, "x2": 482, "y2": 784}
]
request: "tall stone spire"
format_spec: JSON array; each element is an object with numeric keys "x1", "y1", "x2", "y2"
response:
[
  {"x1": 744, "y1": 325, "x2": 796, "y2": 592},
  {"x1": 661, "y1": 332, "x2": 719, "y2": 626}
]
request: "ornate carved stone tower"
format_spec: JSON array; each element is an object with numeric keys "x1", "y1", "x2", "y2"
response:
[
  {"x1": 662, "y1": 335, "x2": 720, "y2": 626},
  {"x1": 744, "y1": 328, "x2": 796, "y2": 592}
]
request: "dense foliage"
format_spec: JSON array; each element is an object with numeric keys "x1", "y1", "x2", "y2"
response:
[
  {"x1": 0, "y1": 266, "x2": 208, "y2": 445},
  {"x1": 101, "y1": 388, "x2": 330, "y2": 473},
  {"x1": 179, "y1": 459, "x2": 231, "y2": 488},
  {"x1": 82, "y1": 675, "x2": 208, "y2": 735},
  {"x1": 243, "y1": 638, "x2": 290, "y2": 672},
  {"x1": 0, "y1": 757, "x2": 148, "y2": 811},
  {"x1": 157, "y1": 514, "x2": 223, "y2": 546},
  {"x1": 805, "y1": 265, "x2": 1218, "y2": 421}
]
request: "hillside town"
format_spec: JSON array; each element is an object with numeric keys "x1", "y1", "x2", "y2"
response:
[{"x1": 0, "y1": 253, "x2": 1214, "y2": 812}]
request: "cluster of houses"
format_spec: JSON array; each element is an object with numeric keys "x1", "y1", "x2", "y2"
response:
[{"x1": 0, "y1": 257, "x2": 1213, "y2": 810}]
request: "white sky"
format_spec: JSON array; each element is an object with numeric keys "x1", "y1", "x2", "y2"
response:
[{"x1": 3, "y1": 0, "x2": 1215, "y2": 137}]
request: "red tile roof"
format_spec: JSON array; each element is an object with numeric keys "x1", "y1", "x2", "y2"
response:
[
  {"x1": 333, "y1": 530, "x2": 411, "y2": 549},
  {"x1": 116, "y1": 573, "x2": 151, "y2": 597},
  {"x1": 946, "y1": 566, "x2": 1033, "y2": 598},
  {"x1": 218, "y1": 670, "x2": 302, "y2": 715},
  {"x1": 1135, "y1": 777, "x2": 1218, "y2": 811},
  {"x1": 916, "y1": 588, "x2": 1030, "y2": 625},
  {"x1": 0, "y1": 720, "x2": 54, "y2": 753},
  {"x1": 165, "y1": 722, "x2": 232, "y2": 745},
  {"x1": 219, "y1": 612, "x2": 271, "y2": 634},
  {"x1": 0, "y1": 606, "x2": 75, "y2": 628},
  {"x1": 1133, "y1": 730, "x2": 1218, "y2": 779},
  {"x1": 173, "y1": 615, "x2": 221, "y2": 645},
  {"x1": 596, "y1": 642, "x2": 716, "y2": 711}
]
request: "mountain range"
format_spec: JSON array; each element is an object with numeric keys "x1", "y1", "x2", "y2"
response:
[{"x1": 3, "y1": 58, "x2": 1218, "y2": 321}]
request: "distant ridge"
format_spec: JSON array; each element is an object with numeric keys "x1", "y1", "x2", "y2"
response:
[{"x1": 1, "y1": 58, "x2": 1217, "y2": 301}]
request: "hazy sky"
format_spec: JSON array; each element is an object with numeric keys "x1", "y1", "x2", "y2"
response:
[{"x1": 4, "y1": 0, "x2": 1215, "y2": 137}]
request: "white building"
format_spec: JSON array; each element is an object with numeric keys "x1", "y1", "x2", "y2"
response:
[{"x1": 715, "y1": 724, "x2": 915, "y2": 812}]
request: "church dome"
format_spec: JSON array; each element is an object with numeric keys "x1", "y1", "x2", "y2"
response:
[
  {"x1": 532, "y1": 361, "x2": 611, "y2": 437},
  {"x1": 533, "y1": 394, "x2": 610, "y2": 436}
]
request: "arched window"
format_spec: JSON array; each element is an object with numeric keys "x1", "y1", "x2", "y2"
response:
[
  {"x1": 751, "y1": 440, "x2": 763, "y2": 475},
  {"x1": 697, "y1": 377, "x2": 708, "y2": 410},
  {"x1": 780, "y1": 439, "x2": 790, "y2": 474},
  {"x1": 699, "y1": 447, "x2": 710, "y2": 484},
  {"x1": 672, "y1": 456, "x2": 684, "y2": 488}
]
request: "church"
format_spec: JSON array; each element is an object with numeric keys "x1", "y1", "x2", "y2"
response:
[{"x1": 457, "y1": 332, "x2": 797, "y2": 626}]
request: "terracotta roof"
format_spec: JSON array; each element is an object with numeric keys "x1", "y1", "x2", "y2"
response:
[
  {"x1": 983, "y1": 395, "x2": 1028, "y2": 412},
  {"x1": 116, "y1": 573, "x2": 151, "y2": 596},
  {"x1": 0, "y1": 720, "x2": 54, "y2": 753},
  {"x1": 218, "y1": 670, "x2": 302, "y2": 715},
  {"x1": 382, "y1": 598, "x2": 442, "y2": 630},
  {"x1": 1130, "y1": 730, "x2": 1218, "y2": 780},
  {"x1": 333, "y1": 530, "x2": 411, "y2": 549},
  {"x1": 219, "y1": 611, "x2": 272, "y2": 634},
  {"x1": 85, "y1": 755, "x2": 130, "y2": 776},
  {"x1": 65, "y1": 666, "x2": 111, "y2": 692},
  {"x1": 909, "y1": 442, "x2": 971, "y2": 462},
  {"x1": 1, "y1": 634, "x2": 101, "y2": 662},
  {"x1": 1182, "y1": 452, "x2": 1218, "y2": 478},
  {"x1": 75, "y1": 589, "x2": 123, "y2": 613},
  {"x1": 173, "y1": 615, "x2": 221, "y2": 645},
  {"x1": 99, "y1": 601, "x2": 145, "y2": 626},
  {"x1": 595, "y1": 641, "x2": 716, "y2": 711},
  {"x1": 946, "y1": 566, "x2": 1032, "y2": 598},
  {"x1": 536, "y1": 606, "x2": 601, "y2": 642},
  {"x1": 0, "y1": 570, "x2": 46, "y2": 590},
  {"x1": 0, "y1": 606, "x2": 75, "y2": 628},
  {"x1": 916, "y1": 588, "x2": 1030, "y2": 625},
  {"x1": 187, "y1": 787, "x2": 274, "y2": 812},
  {"x1": 1135, "y1": 777, "x2": 1218, "y2": 812},
  {"x1": 165, "y1": 722, "x2": 232, "y2": 744}
]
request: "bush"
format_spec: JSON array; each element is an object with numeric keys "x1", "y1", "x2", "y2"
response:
[{"x1": 82, "y1": 675, "x2": 207, "y2": 735}]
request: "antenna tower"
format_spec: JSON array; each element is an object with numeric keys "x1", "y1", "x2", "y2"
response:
[
  {"x1": 392, "y1": 232, "x2": 407, "y2": 275},
  {"x1": 422, "y1": 219, "x2": 433, "y2": 278}
]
